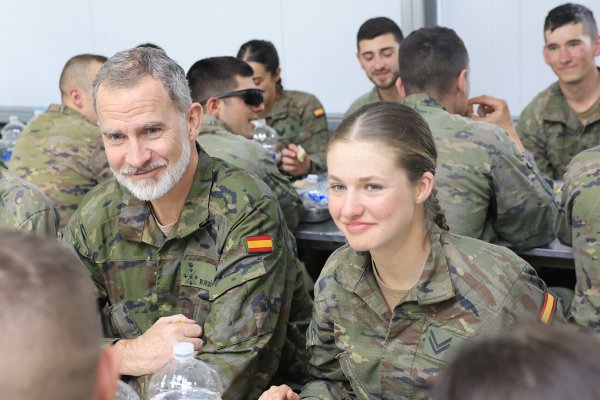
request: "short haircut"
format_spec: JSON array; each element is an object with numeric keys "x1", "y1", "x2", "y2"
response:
[
  {"x1": 0, "y1": 228, "x2": 100, "y2": 400},
  {"x1": 399, "y1": 26, "x2": 469, "y2": 97},
  {"x1": 434, "y1": 324, "x2": 600, "y2": 400},
  {"x1": 59, "y1": 53, "x2": 107, "y2": 98},
  {"x1": 545, "y1": 3, "x2": 598, "y2": 39},
  {"x1": 186, "y1": 56, "x2": 254, "y2": 104},
  {"x1": 93, "y1": 47, "x2": 192, "y2": 115},
  {"x1": 356, "y1": 17, "x2": 404, "y2": 50},
  {"x1": 136, "y1": 42, "x2": 165, "y2": 52}
]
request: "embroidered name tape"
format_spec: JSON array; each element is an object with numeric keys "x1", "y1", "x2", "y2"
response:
[
  {"x1": 539, "y1": 291, "x2": 557, "y2": 325},
  {"x1": 247, "y1": 235, "x2": 273, "y2": 253}
]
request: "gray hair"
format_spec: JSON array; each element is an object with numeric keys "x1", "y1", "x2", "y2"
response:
[{"x1": 93, "y1": 47, "x2": 192, "y2": 115}]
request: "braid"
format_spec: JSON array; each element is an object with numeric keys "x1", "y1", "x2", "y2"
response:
[{"x1": 429, "y1": 188, "x2": 450, "y2": 231}]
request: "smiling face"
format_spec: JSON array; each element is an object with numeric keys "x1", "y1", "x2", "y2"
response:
[
  {"x1": 247, "y1": 61, "x2": 279, "y2": 117},
  {"x1": 357, "y1": 33, "x2": 401, "y2": 90},
  {"x1": 327, "y1": 139, "x2": 422, "y2": 252},
  {"x1": 96, "y1": 76, "x2": 198, "y2": 201},
  {"x1": 215, "y1": 75, "x2": 265, "y2": 138},
  {"x1": 543, "y1": 22, "x2": 600, "y2": 84}
]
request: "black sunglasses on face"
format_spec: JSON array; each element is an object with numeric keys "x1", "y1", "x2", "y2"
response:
[{"x1": 211, "y1": 88, "x2": 264, "y2": 107}]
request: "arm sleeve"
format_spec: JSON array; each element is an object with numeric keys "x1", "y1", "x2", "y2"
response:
[
  {"x1": 517, "y1": 105, "x2": 555, "y2": 179},
  {"x1": 298, "y1": 95, "x2": 329, "y2": 174}
]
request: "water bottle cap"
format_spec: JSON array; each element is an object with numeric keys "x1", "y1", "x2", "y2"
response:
[
  {"x1": 8, "y1": 115, "x2": 19, "y2": 123},
  {"x1": 173, "y1": 342, "x2": 194, "y2": 358}
]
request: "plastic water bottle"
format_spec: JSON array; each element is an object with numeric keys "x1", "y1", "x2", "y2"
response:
[
  {"x1": 147, "y1": 342, "x2": 223, "y2": 400},
  {"x1": 252, "y1": 119, "x2": 279, "y2": 156},
  {"x1": 116, "y1": 380, "x2": 140, "y2": 400},
  {"x1": 1, "y1": 115, "x2": 25, "y2": 163}
]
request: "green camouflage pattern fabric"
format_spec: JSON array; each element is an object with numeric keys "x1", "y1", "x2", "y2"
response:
[
  {"x1": 405, "y1": 94, "x2": 556, "y2": 249},
  {"x1": 198, "y1": 115, "x2": 304, "y2": 231},
  {"x1": 0, "y1": 162, "x2": 58, "y2": 237},
  {"x1": 517, "y1": 80, "x2": 600, "y2": 180},
  {"x1": 61, "y1": 146, "x2": 312, "y2": 400},
  {"x1": 9, "y1": 104, "x2": 112, "y2": 229},
  {"x1": 266, "y1": 90, "x2": 329, "y2": 174},
  {"x1": 344, "y1": 87, "x2": 380, "y2": 117},
  {"x1": 300, "y1": 227, "x2": 563, "y2": 399},
  {"x1": 556, "y1": 145, "x2": 600, "y2": 330}
]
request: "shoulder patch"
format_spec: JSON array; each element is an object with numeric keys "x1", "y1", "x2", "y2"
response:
[
  {"x1": 539, "y1": 291, "x2": 557, "y2": 325},
  {"x1": 313, "y1": 107, "x2": 325, "y2": 118},
  {"x1": 246, "y1": 235, "x2": 273, "y2": 253}
]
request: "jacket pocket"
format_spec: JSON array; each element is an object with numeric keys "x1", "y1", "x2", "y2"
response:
[{"x1": 336, "y1": 352, "x2": 374, "y2": 400}]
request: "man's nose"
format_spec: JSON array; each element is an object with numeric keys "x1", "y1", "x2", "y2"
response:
[{"x1": 124, "y1": 138, "x2": 152, "y2": 168}]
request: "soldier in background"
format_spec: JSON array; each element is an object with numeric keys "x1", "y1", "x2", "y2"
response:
[
  {"x1": 187, "y1": 56, "x2": 304, "y2": 231},
  {"x1": 237, "y1": 40, "x2": 329, "y2": 176},
  {"x1": 344, "y1": 17, "x2": 404, "y2": 116},
  {"x1": 556, "y1": 145, "x2": 600, "y2": 330},
  {"x1": 10, "y1": 53, "x2": 112, "y2": 229},
  {"x1": 0, "y1": 228, "x2": 120, "y2": 400},
  {"x1": 0, "y1": 162, "x2": 58, "y2": 237},
  {"x1": 259, "y1": 102, "x2": 562, "y2": 400},
  {"x1": 399, "y1": 26, "x2": 556, "y2": 249},
  {"x1": 61, "y1": 47, "x2": 312, "y2": 399},
  {"x1": 518, "y1": 3, "x2": 600, "y2": 180}
]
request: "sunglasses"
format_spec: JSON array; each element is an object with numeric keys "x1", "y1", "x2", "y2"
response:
[{"x1": 210, "y1": 88, "x2": 264, "y2": 107}]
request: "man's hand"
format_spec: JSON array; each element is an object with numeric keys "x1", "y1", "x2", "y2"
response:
[
  {"x1": 258, "y1": 385, "x2": 300, "y2": 400},
  {"x1": 279, "y1": 143, "x2": 311, "y2": 176},
  {"x1": 115, "y1": 314, "x2": 203, "y2": 376},
  {"x1": 467, "y1": 95, "x2": 525, "y2": 152}
]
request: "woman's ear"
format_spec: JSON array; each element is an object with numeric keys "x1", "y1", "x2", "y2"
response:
[{"x1": 415, "y1": 171, "x2": 434, "y2": 204}]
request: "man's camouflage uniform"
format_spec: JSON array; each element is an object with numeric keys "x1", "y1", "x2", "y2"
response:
[
  {"x1": 300, "y1": 226, "x2": 562, "y2": 399},
  {"x1": 344, "y1": 87, "x2": 380, "y2": 117},
  {"x1": 198, "y1": 115, "x2": 304, "y2": 231},
  {"x1": 0, "y1": 162, "x2": 58, "y2": 237},
  {"x1": 61, "y1": 146, "x2": 313, "y2": 399},
  {"x1": 405, "y1": 93, "x2": 557, "y2": 249},
  {"x1": 518, "y1": 78, "x2": 600, "y2": 180},
  {"x1": 9, "y1": 104, "x2": 112, "y2": 229},
  {"x1": 556, "y1": 145, "x2": 600, "y2": 330},
  {"x1": 267, "y1": 90, "x2": 329, "y2": 174}
]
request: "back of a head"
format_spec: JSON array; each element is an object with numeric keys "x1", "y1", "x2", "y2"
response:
[
  {"x1": 435, "y1": 324, "x2": 600, "y2": 400},
  {"x1": 0, "y1": 229, "x2": 100, "y2": 400},
  {"x1": 59, "y1": 53, "x2": 107, "y2": 100},
  {"x1": 356, "y1": 16, "x2": 404, "y2": 49},
  {"x1": 544, "y1": 3, "x2": 598, "y2": 39},
  {"x1": 186, "y1": 56, "x2": 254, "y2": 104},
  {"x1": 237, "y1": 39, "x2": 280, "y2": 76},
  {"x1": 92, "y1": 47, "x2": 191, "y2": 115},
  {"x1": 398, "y1": 26, "x2": 469, "y2": 97}
]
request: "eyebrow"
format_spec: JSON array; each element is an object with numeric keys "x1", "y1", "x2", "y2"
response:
[
  {"x1": 328, "y1": 174, "x2": 387, "y2": 182},
  {"x1": 101, "y1": 121, "x2": 166, "y2": 137}
]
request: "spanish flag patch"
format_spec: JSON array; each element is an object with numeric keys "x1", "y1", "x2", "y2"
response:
[
  {"x1": 313, "y1": 107, "x2": 325, "y2": 118},
  {"x1": 246, "y1": 235, "x2": 274, "y2": 253},
  {"x1": 539, "y1": 291, "x2": 557, "y2": 325}
]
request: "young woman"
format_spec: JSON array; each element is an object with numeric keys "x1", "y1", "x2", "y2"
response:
[
  {"x1": 259, "y1": 102, "x2": 563, "y2": 400},
  {"x1": 237, "y1": 40, "x2": 329, "y2": 176}
]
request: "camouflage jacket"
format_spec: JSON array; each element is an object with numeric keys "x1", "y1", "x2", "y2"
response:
[
  {"x1": 267, "y1": 89, "x2": 329, "y2": 174},
  {"x1": 61, "y1": 146, "x2": 313, "y2": 400},
  {"x1": 9, "y1": 104, "x2": 112, "y2": 229},
  {"x1": 0, "y1": 163, "x2": 58, "y2": 237},
  {"x1": 301, "y1": 227, "x2": 562, "y2": 400},
  {"x1": 344, "y1": 87, "x2": 380, "y2": 117},
  {"x1": 405, "y1": 94, "x2": 556, "y2": 249},
  {"x1": 556, "y1": 145, "x2": 600, "y2": 330},
  {"x1": 517, "y1": 79, "x2": 600, "y2": 180},
  {"x1": 198, "y1": 115, "x2": 304, "y2": 231}
]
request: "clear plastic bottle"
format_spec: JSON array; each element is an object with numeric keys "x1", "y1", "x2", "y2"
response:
[
  {"x1": 252, "y1": 119, "x2": 279, "y2": 156},
  {"x1": 115, "y1": 380, "x2": 140, "y2": 400},
  {"x1": 147, "y1": 342, "x2": 223, "y2": 400},
  {"x1": 1, "y1": 115, "x2": 25, "y2": 163}
]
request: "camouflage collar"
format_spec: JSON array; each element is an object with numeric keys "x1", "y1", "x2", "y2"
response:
[
  {"x1": 404, "y1": 93, "x2": 445, "y2": 112},
  {"x1": 200, "y1": 114, "x2": 235, "y2": 135},
  {"x1": 541, "y1": 81, "x2": 600, "y2": 126},
  {"x1": 334, "y1": 228, "x2": 456, "y2": 316},
  {"x1": 47, "y1": 103, "x2": 89, "y2": 122},
  {"x1": 370, "y1": 86, "x2": 383, "y2": 102}
]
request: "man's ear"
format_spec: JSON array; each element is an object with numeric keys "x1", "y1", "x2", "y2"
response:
[
  {"x1": 593, "y1": 34, "x2": 600, "y2": 57},
  {"x1": 204, "y1": 98, "x2": 221, "y2": 117},
  {"x1": 68, "y1": 88, "x2": 84, "y2": 110},
  {"x1": 187, "y1": 102, "x2": 203, "y2": 141},
  {"x1": 456, "y1": 69, "x2": 468, "y2": 95},
  {"x1": 415, "y1": 171, "x2": 434, "y2": 204},
  {"x1": 542, "y1": 44, "x2": 551, "y2": 65},
  {"x1": 395, "y1": 76, "x2": 406, "y2": 99},
  {"x1": 94, "y1": 345, "x2": 120, "y2": 400}
]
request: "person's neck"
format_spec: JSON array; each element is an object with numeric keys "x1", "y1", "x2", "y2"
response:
[
  {"x1": 377, "y1": 85, "x2": 403, "y2": 102},
  {"x1": 370, "y1": 219, "x2": 431, "y2": 291},
  {"x1": 150, "y1": 150, "x2": 198, "y2": 226},
  {"x1": 560, "y1": 67, "x2": 600, "y2": 113}
]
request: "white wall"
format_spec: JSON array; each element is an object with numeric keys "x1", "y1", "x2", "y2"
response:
[
  {"x1": 439, "y1": 0, "x2": 600, "y2": 115},
  {"x1": 0, "y1": 0, "x2": 402, "y2": 114}
]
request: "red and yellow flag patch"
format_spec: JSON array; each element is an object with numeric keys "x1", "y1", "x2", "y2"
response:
[
  {"x1": 246, "y1": 235, "x2": 274, "y2": 253},
  {"x1": 313, "y1": 107, "x2": 325, "y2": 118},
  {"x1": 539, "y1": 291, "x2": 557, "y2": 325}
]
